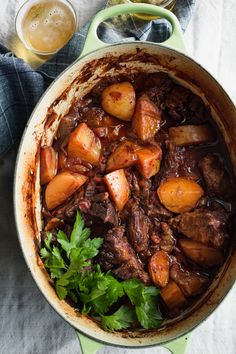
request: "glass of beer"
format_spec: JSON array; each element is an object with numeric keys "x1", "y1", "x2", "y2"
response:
[{"x1": 15, "y1": 0, "x2": 77, "y2": 55}]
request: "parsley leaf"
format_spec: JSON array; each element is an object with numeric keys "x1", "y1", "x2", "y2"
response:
[
  {"x1": 101, "y1": 306, "x2": 135, "y2": 331},
  {"x1": 123, "y1": 279, "x2": 162, "y2": 329},
  {"x1": 40, "y1": 211, "x2": 164, "y2": 331},
  {"x1": 79, "y1": 266, "x2": 124, "y2": 315},
  {"x1": 40, "y1": 236, "x2": 66, "y2": 279},
  {"x1": 57, "y1": 211, "x2": 92, "y2": 261}
]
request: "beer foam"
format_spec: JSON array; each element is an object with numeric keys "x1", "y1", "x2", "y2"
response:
[
  {"x1": 30, "y1": 21, "x2": 39, "y2": 30},
  {"x1": 48, "y1": 7, "x2": 64, "y2": 17}
]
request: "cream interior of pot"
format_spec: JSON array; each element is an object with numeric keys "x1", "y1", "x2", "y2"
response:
[{"x1": 14, "y1": 43, "x2": 236, "y2": 347}]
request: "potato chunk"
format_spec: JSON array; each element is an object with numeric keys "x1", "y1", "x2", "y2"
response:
[
  {"x1": 67, "y1": 123, "x2": 101, "y2": 165},
  {"x1": 169, "y1": 124, "x2": 214, "y2": 147},
  {"x1": 104, "y1": 169, "x2": 130, "y2": 210},
  {"x1": 132, "y1": 94, "x2": 161, "y2": 141},
  {"x1": 45, "y1": 171, "x2": 87, "y2": 210},
  {"x1": 160, "y1": 280, "x2": 188, "y2": 310},
  {"x1": 157, "y1": 177, "x2": 204, "y2": 213},
  {"x1": 106, "y1": 140, "x2": 139, "y2": 172},
  {"x1": 40, "y1": 146, "x2": 58, "y2": 185},
  {"x1": 137, "y1": 145, "x2": 162, "y2": 179},
  {"x1": 179, "y1": 239, "x2": 223, "y2": 267},
  {"x1": 148, "y1": 250, "x2": 169, "y2": 288},
  {"x1": 101, "y1": 82, "x2": 136, "y2": 121}
]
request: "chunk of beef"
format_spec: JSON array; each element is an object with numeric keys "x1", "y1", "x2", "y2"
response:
[
  {"x1": 165, "y1": 86, "x2": 191, "y2": 122},
  {"x1": 188, "y1": 94, "x2": 209, "y2": 122},
  {"x1": 119, "y1": 197, "x2": 139, "y2": 222},
  {"x1": 160, "y1": 222, "x2": 175, "y2": 253},
  {"x1": 84, "y1": 179, "x2": 96, "y2": 199},
  {"x1": 159, "y1": 144, "x2": 199, "y2": 182},
  {"x1": 146, "y1": 191, "x2": 173, "y2": 220},
  {"x1": 82, "y1": 106, "x2": 105, "y2": 128},
  {"x1": 170, "y1": 263, "x2": 209, "y2": 297},
  {"x1": 138, "y1": 177, "x2": 151, "y2": 204},
  {"x1": 125, "y1": 169, "x2": 151, "y2": 204},
  {"x1": 199, "y1": 154, "x2": 233, "y2": 199},
  {"x1": 113, "y1": 259, "x2": 150, "y2": 284},
  {"x1": 58, "y1": 113, "x2": 77, "y2": 140},
  {"x1": 171, "y1": 208, "x2": 229, "y2": 248},
  {"x1": 52, "y1": 188, "x2": 88, "y2": 220},
  {"x1": 88, "y1": 198, "x2": 118, "y2": 226},
  {"x1": 149, "y1": 73, "x2": 174, "y2": 93},
  {"x1": 142, "y1": 73, "x2": 173, "y2": 107},
  {"x1": 128, "y1": 210, "x2": 149, "y2": 253},
  {"x1": 98, "y1": 226, "x2": 150, "y2": 284}
]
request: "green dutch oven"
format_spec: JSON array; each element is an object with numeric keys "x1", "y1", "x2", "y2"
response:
[{"x1": 14, "y1": 3, "x2": 236, "y2": 354}]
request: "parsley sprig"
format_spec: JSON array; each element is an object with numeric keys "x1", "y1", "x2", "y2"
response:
[{"x1": 40, "y1": 211, "x2": 163, "y2": 331}]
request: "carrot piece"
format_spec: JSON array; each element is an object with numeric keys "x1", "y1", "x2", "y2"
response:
[
  {"x1": 137, "y1": 144, "x2": 162, "y2": 179},
  {"x1": 45, "y1": 171, "x2": 87, "y2": 210},
  {"x1": 132, "y1": 94, "x2": 161, "y2": 141},
  {"x1": 67, "y1": 123, "x2": 101, "y2": 165},
  {"x1": 148, "y1": 250, "x2": 169, "y2": 288},
  {"x1": 157, "y1": 177, "x2": 204, "y2": 213},
  {"x1": 179, "y1": 239, "x2": 223, "y2": 267},
  {"x1": 40, "y1": 146, "x2": 58, "y2": 185},
  {"x1": 160, "y1": 280, "x2": 188, "y2": 310},
  {"x1": 104, "y1": 169, "x2": 130, "y2": 210}
]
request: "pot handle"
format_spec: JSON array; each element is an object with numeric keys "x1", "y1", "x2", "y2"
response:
[
  {"x1": 80, "y1": 3, "x2": 187, "y2": 58},
  {"x1": 77, "y1": 331, "x2": 190, "y2": 354}
]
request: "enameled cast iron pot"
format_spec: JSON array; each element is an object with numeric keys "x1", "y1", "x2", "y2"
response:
[{"x1": 14, "y1": 3, "x2": 236, "y2": 354}]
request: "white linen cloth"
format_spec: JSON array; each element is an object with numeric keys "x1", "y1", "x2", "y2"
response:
[{"x1": 0, "y1": 1, "x2": 235, "y2": 353}]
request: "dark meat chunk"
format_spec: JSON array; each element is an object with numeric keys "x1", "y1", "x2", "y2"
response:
[
  {"x1": 88, "y1": 198, "x2": 118, "y2": 226},
  {"x1": 119, "y1": 197, "x2": 139, "y2": 222},
  {"x1": 82, "y1": 106, "x2": 105, "y2": 128},
  {"x1": 199, "y1": 154, "x2": 233, "y2": 199},
  {"x1": 171, "y1": 208, "x2": 229, "y2": 248},
  {"x1": 84, "y1": 179, "x2": 96, "y2": 199},
  {"x1": 188, "y1": 94, "x2": 209, "y2": 121},
  {"x1": 98, "y1": 226, "x2": 150, "y2": 284},
  {"x1": 138, "y1": 177, "x2": 151, "y2": 204},
  {"x1": 98, "y1": 226, "x2": 128, "y2": 269},
  {"x1": 160, "y1": 222, "x2": 175, "y2": 253},
  {"x1": 52, "y1": 188, "x2": 88, "y2": 220},
  {"x1": 146, "y1": 192, "x2": 173, "y2": 220},
  {"x1": 148, "y1": 73, "x2": 173, "y2": 93},
  {"x1": 128, "y1": 210, "x2": 149, "y2": 253},
  {"x1": 170, "y1": 263, "x2": 209, "y2": 297},
  {"x1": 142, "y1": 73, "x2": 173, "y2": 107},
  {"x1": 84, "y1": 177, "x2": 106, "y2": 199},
  {"x1": 92, "y1": 192, "x2": 109, "y2": 202},
  {"x1": 113, "y1": 259, "x2": 150, "y2": 284},
  {"x1": 165, "y1": 86, "x2": 191, "y2": 122},
  {"x1": 158, "y1": 144, "x2": 199, "y2": 182},
  {"x1": 58, "y1": 114, "x2": 77, "y2": 140},
  {"x1": 125, "y1": 169, "x2": 151, "y2": 204}
]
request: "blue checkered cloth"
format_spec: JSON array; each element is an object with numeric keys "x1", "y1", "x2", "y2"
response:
[{"x1": 0, "y1": 0, "x2": 196, "y2": 156}]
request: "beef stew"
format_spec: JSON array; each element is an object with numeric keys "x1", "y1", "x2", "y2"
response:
[{"x1": 39, "y1": 72, "x2": 235, "y2": 329}]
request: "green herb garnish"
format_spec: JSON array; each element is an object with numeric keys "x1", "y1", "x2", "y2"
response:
[{"x1": 40, "y1": 211, "x2": 163, "y2": 331}]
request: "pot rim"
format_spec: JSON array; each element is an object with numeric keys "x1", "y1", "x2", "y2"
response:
[{"x1": 13, "y1": 41, "x2": 236, "y2": 347}]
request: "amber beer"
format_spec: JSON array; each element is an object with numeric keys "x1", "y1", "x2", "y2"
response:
[{"x1": 16, "y1": 0, "x2": 77, "y2": 55}]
